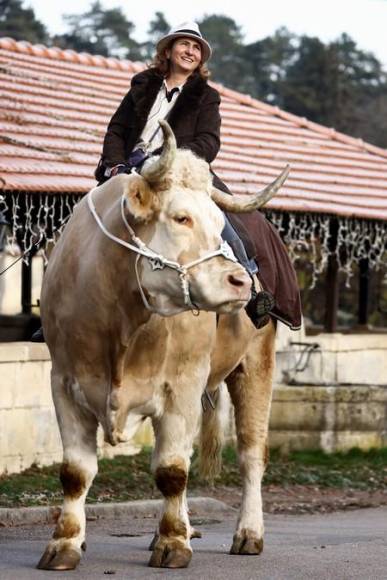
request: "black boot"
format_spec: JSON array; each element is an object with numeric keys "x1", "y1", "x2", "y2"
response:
[
  {"x1": 245, "y1": 289, "x2": 275, "y2": 329},
  {"x1": 31, "y1": 327, "x2": 45, "y2": 343},
  {"x1": 221, "y1": 216, "x2": 274, "y2": 327}
]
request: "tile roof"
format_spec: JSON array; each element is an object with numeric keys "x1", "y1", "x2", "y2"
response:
[{"x1": 1, "y1": 37, "x2": 387, "y2": 220}]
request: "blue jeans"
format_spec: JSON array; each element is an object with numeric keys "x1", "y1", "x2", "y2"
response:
[{"x1": 221, "y1": 216, "x2": 258, "y2": 276}]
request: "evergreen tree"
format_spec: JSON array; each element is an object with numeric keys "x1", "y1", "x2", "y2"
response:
[
  {"x1": 354, "y1": 90, "x2": 387, "y2": 148},
  {"x1": 142, "y1": 11, "x2": 170, "y2": 61},
  {"x1": 148, "y1": 11, "x2": 170, "y2": 44},
  {"x1": 0, "y1": 0, "x2": 48, "y2": 44},
  {"x1": 244, "y1": 27, "x2": 297, "y2": 105},
  {"x1": 282, "y1": 35, "x2": 330, "y2": 122},
  {"x1": 55, "y1": 1, "x2": 141, "y2": 59},
  {"x1": 198, "y1": 14, "x2": 253, "y2": 93},
  {"x1": 325, "y1": 34, "x2": 387, "y2": 134},
  {"x1": 281, "y1": 32, "x2": 387, "y2": 145}
]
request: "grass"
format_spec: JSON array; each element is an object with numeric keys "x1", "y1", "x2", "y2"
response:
[
  {"x1": 265, "y1": 447, "x2": 387, "y2": 489},
  {"x1": 1, "y1": 446, "x2": 386, "y2": 508}
]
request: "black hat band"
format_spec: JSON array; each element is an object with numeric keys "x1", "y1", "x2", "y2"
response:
[{"x1": 174, "y1": 29, "x2": 202, "y2": 39}]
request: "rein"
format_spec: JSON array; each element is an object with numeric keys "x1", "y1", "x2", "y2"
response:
[{"x1": 87, "y1": 188, "x2": 238, "y2": 315}]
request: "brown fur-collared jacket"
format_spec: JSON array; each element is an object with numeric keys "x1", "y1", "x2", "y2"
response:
[
  {"x1": 97, "y1": 68, "x2": 301, "y2": 329},
  {"x1": 98, "y1": 68, "x2": 223, "y2": 182}
]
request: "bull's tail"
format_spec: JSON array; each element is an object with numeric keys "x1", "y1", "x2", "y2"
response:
[{"x1": 198, "y1": 383, "x2": 228, "y2": 481}]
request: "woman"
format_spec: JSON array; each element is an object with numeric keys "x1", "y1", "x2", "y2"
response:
[
  {"x1": 95, "y1": 21, "x2": 282, "y2": 329},
  {"x1": 96, "y1": 22, "x2": 220, "y2": 181}
]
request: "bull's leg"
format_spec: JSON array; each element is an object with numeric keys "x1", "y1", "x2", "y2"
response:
[
  {"x1": 184, "y1": 490, "x2": 202, "y2": 540},
  {"x1": 148, "y1": 387, "x2": 203, "y2": 569},
  {"x1": 148, "y1": 489, "x2": 201, "y2": 551},
  {"x1": 226, "y1": 320, "x2": 276, "y2": 555},
  {"x1": 37, "y1": 375, "x2": 98, "y2": 570}
]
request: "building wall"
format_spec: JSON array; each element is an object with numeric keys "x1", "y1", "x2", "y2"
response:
[
  {"x1": 270, "y1": 325, "x2": 387, "y2": 452},
  {"x1": 270, "y1": 384, "x2": 387, "y2": 453},
  {"x1": 275, "y1": 329, "x2": 387, "y2": 386},
  {"x1": 0, "y1": 251, "x2": 43, "y2": 315},
  {"x1": 0, "y1": 343, "x2": 57, "y2": 474}
]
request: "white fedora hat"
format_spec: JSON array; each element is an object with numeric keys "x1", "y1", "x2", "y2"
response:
[{"x1": 156, "y1": 21, "x2": 212, "y2": 63}]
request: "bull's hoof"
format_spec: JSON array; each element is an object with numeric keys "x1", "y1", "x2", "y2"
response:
[
  {"x1": 230, "y1": 529, "x2": 263, "y2": 555},
  {"x1": 37, "y1": 545, "x2": 81, "y2": 570},
  {"x1": 148, "y1": 533, "x2": 158, "y2": 551},
  {"x1": 148, "y1": 544, "x2": 192, "y2": 568},
  {"x1": 149, "y1": 528, "x2": 201, "y2": 551}
]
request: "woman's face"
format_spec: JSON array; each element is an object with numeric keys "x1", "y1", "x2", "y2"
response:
[{"x1": 166, "y1": 37, "x2": 202, "y2": 76}]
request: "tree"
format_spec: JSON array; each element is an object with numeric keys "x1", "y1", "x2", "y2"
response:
[
  {"x1": 281, "y1": 35, "x2": 330, "y2": 123},
  {"x1": 55, "y1": 1, "x2": 141, "y2": 59},
  {"x1": 141, "y1": 11, "x2": 170, "y2": 61},
  {"x1": 280, "y1": 32, "x2": 387, "y2": 146},
  {"x1": 325, "y1": 34, "x2": 387, "y2": 135},
  {"x1": 0, "y1": 0, "x2": 49, "y2": 44},
  {"x1": 244, "y1": 27, "x2": 297, "y2": 105},
  {"x1": 148, "y1": 11, "x2": 169, "y2": 44},
  {"x1": 198, "y1": 14, "x2": 253, "y2": 93},
  {"x1": 354, "y1": 90, "x2": 387, "y2": 148}
]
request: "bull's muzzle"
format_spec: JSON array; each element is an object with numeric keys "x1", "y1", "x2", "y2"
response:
[{"x1": 226, "y1": 270, "x2": 252, "y2": 301}]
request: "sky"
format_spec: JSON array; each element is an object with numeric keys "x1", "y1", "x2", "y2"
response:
[{"x1": 27, "y1": 0, "x2": 387, "y2": 67}]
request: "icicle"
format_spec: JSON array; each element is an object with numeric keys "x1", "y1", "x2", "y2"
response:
[
  {"x1": 265, "y1": 211, "x2": 332, "y2": 288},
  {"x1": 0, "y1": 192, "x2": 82, "y2": 264},
  {"x1": 0, "y1": 193, "x2": 386, "y2": 284},
  {"x1": 265, "y1": 211, "x2": 386, "y2": 288}
]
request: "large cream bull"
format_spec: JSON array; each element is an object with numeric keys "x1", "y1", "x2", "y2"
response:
[{"x1": 37, "y1": 121, "x2": 288, "y2": 571}]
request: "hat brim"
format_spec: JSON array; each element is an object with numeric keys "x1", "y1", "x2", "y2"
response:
[{"x1": 156, "y1": 33, "x2": 212, "y2": 63}]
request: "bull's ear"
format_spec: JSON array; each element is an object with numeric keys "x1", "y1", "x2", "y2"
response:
[{"x1": 123, "y1": 174, "x2": 155, "y2": 222}]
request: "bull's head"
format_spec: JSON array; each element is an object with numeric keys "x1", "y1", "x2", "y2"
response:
[{"x1": 114, "y1": 121, "x2": 288, "y2": 316}]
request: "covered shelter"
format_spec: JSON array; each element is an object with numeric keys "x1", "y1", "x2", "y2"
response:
[{"x1": 0, "y1": 37, "x2": 386, "y2": 338}]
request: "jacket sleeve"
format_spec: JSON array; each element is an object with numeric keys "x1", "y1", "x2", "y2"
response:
[
  {"x1": 183, "y1": 88, "x2": 221, "y2": 163},
  {"x1": 101, "y1": 90, "x2": 134, "y2": 166}
]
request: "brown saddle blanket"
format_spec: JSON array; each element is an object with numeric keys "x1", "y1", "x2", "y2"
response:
[{"x1": 227, "y1": 211, "x2": 302, "y2": 330}]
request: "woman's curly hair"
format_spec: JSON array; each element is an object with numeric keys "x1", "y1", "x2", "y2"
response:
[{"x1": 150, "y1": 39, "x2": 209, "y2": 80}]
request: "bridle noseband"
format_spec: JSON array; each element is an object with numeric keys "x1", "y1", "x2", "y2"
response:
[{"x1": 87, "y1": 188, "x2": 238, "y2": 314}]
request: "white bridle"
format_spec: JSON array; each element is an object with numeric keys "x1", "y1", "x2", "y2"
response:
[{"x1": 87, "y1": 189, "x2": 238, "y2": 314}]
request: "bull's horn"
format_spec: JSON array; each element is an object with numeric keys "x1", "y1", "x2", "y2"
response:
[
  {"x1": 140, "y1": 120, "x2": 176, "y2": 185},
  {"x1": 211, "y1": 165, "x2": 290, "y2": 213}
]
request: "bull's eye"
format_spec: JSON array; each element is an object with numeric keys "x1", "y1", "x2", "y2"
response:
[{"x1": 173, "y1": 215, "x2": 193, "y2": 227}]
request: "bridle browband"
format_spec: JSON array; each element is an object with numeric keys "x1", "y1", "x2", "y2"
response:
[{"x1": 87, "y1": 188, "x2": 238, "y2": 315}]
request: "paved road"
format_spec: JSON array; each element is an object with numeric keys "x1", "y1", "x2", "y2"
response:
[{"x1": 0, "y1": 507, "x2": 386, "y2": 579}]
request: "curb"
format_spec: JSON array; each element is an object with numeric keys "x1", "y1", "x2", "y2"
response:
[{"x1": 0, "y1": 497, "x2": 234, "y2": 527}]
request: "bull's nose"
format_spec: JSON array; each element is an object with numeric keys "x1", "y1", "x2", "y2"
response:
[
  {"x1": 228, "y1": 273, "x2": 246, "y2": 287},
  {"x1": 226, "y1": 271, "x2": 252, "y2": 292}
]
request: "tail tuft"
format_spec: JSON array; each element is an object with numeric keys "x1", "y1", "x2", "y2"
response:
[{"x1": 198, "y1": 383, "x2": 228, "y2": 481}]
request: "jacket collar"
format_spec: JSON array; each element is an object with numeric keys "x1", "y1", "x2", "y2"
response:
[
  {"x1": 131, "y1": 69, "x2": 208, "y2": 129},
  {"x1": 167, "y1": 73, "x2": 207, "y2": 127}
]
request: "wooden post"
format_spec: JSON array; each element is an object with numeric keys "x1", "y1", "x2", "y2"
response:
[
  {"x1": 358, "y1": 258, "x2": 369, "y2": 326},
  {"x1": 21, "y1": 259, "x2": 32, "y2": 315},
  {"x1": 324, "y1": 253, "x2": 339, "y2": 332}
]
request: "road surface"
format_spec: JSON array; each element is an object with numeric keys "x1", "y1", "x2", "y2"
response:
[{"x1": 0, "y1": 506, "x2": 386, "y2": 579}]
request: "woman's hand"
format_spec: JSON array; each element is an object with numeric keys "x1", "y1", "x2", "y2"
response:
[{"x1": 110, "y1": 164, "x2": 127, "y2": 177}]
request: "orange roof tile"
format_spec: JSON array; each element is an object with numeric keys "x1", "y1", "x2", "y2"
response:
[{"x1": 1, "y1": 37, "x2": 387, "y2": 220}]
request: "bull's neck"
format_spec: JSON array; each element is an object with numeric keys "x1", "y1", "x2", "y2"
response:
[{"x1": 95, "y1": 201, "x2": 154, "y2": 332}]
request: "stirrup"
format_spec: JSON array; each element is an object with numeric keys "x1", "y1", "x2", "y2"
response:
[{"x1": 245, "y1": 289, "x2": 275, "y2": 329}]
